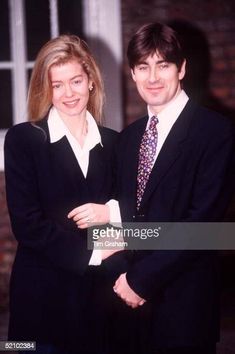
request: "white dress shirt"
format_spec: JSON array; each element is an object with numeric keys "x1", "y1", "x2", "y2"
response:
[
  {"x1": 48, "y1": 106, "x2": 102, "y2": 177},
  {"x1": 147, "y1": 89, "x2": 189, "y2": 163}
]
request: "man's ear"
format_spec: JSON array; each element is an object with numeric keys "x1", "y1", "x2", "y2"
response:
[
  {"x1": 179, "y1": 59, "x2": 186, "y2": 81},
  {"x1": 131, "y1": 68, "x2": 136, "y2": 82}
]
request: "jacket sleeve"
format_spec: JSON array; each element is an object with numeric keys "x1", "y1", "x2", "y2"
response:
[{"x1": 4, "y1": 125, "x2": 92, "y2": 275}]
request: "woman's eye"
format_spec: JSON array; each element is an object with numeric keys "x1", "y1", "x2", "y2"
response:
[
  {"x1": 52, "y1": 84, "x2": 61, "y2": 89},
  {"x1": 73, "y1": 79, "x2": 82, "y2": 85}
]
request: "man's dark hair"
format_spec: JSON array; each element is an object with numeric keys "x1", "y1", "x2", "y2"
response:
[{"x1": 127, "y1": 22, "x2": 185, "y2": 70}]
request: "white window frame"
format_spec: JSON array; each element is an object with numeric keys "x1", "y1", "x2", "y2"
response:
[
  {"x1": 0, "y1": 0, "x2": 59, "y2": 170},
  {"x1": 0, "y1": 0, "x2": 122, "y2": 170},
  {"x1": 82, "y1": 0, "x2": 123, "y2": 133}
]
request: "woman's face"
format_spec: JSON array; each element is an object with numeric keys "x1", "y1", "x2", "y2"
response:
[{"x1": 50, "y1": 59, "x2": 92, "y2": 120}]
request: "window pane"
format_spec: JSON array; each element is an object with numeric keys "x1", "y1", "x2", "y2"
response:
[
  {"x1": 0, "y1": 0, "x2": 10, "y2": 61},
  {"x1": 25, "y1": 0, "x2": 50, "y2": 60},
  {"x1": 0, "y1": 71, "x2": 13, "y2": 128},
  {"x1": 58, "y1": 0, "x2": 83, "y2": 37},
  {"x1": 27, "y1": 69, "x2": 32, "y2": 85},
  {"x1": 27, "y1": 69, "x2": 33, "y2": 94}
]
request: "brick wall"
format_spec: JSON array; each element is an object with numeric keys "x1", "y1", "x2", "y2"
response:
[
  {"x1": 0, "y1": 172, "x2": 16, "y2": 312},
  {"x1": 121, "y1": 0, "x2": 235, "y2": 125}
]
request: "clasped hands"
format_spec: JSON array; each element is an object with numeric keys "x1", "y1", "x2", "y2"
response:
[
  {"x1": 68, "y1": 203, "x2": 146, "y2": 309},
  {"x1": 114, "y1": 273, "x2": 146, "y2": 308}
]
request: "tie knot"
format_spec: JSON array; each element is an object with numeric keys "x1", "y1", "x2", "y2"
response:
[{"x1": 149, "y1": 115, "x2": 158, "y2": 130}]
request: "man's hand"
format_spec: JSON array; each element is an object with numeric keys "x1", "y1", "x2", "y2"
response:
[
  {"x1": 113, "y1": 273, "x2": 146, "y2": 308},
  {"x1": 68, "y1": 203, "x2": 110, "y2": 229}
]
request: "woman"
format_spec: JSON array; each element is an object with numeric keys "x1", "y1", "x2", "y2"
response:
[{"x1": 4, "y1": 34, "x2": 122, "y2": 354}]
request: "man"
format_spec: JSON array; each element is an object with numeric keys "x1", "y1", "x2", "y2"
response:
[{"x1": 113, "y1": 22, "x2": 234, "y2": 354}]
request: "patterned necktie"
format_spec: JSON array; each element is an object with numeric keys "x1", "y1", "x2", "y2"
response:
[{"x1": 136, "y1": 115, "x2": 158, "y2": 210}]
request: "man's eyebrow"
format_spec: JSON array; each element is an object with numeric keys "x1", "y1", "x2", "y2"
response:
[
  {"x1": 136, "y1": 60, "x2": 148, "y2": 66},
  {"x1": 156, "y1": 59, "x2": 167, "y2": 64},
  {"x1": 136, "y1": 59, "x2": 168, "y2": 66}
]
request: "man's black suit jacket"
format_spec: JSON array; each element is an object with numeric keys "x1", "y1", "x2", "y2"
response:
[
  {"x1": 115, "y1": 99, "x2": 235, "y2": 349},
  {"x1": 4, "y1": 116, "x2": 119, "y2": 352}
]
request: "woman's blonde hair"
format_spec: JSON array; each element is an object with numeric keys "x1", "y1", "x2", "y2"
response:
[{"x1": 27, "y1": 34, "x2": 104, "y2": 124}]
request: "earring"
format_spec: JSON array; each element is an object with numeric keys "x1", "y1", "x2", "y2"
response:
[{"x1": 89, "y1": 85, "x2": 93, "y2": 91}]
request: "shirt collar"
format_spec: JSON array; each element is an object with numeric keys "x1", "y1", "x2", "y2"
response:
[
  {"x1": 48, "y1": 106, "x2": 103, "y2": 149},
  {"x1": 147, "y1": 89, "x2": 189, "y2": 126}
]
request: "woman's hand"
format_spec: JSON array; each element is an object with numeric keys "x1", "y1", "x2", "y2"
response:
[{"x1": 68, "y1": 203, "x2": 110, "y2": 229}]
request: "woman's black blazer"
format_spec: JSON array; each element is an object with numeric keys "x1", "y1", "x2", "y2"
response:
[{"x1": 4, "y1": 116, "x2": 118, "y2": 351}]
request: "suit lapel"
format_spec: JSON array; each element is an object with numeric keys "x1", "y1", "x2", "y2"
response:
[
  {"x1": 140, "y1": 100, "x2": 196, "y2": 210},
  {"x1": 124, "y1": 117, "x2": 148, "y2": 214}
]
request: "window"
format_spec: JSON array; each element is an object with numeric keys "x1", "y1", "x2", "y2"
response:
[
  {"x1": 0, "y1": 0, "x2": 122, "y2": 170},
  {"x1": 0, "y1": 0, "x2": 12, "y2": 129}
]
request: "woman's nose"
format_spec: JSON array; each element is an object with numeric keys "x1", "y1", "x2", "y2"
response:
[{"x1": 64, "y1": 84, "x2": 73, "y2": 97}]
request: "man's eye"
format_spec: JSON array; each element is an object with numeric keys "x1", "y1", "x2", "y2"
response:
[
  {"x1": 138, "y1": 66, "x2": 148, "y2": 71},
  {"x1": 159, "y1": 63, "x2": 169, "y2": 69}
]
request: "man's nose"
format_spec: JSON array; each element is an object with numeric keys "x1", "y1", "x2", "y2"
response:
[{"x1": 149, "y1": 67, "x2": 159, "y2": 83}]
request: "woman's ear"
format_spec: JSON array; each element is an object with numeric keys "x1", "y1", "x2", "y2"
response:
[{"x1": 89, "y1": 81, "x2": 94, "y2": 91}]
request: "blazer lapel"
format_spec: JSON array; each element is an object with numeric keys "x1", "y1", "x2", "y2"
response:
[
  {"x1": 50, "y1": 136, "x2": 87, "y2": 182},
  {"x1": 86, "y1": 143, "x2": 108, "y2": 199},
  {"x1": 36, "y1": 118, "x2": 90, "y2": 199},
  {"x1": 140, "y1": 100, "x2": 196, "y2": 210}
]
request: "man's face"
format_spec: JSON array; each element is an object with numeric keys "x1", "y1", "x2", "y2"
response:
[{"x1": 131, "y1": 52, "x2": 186, "y2": 114}]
